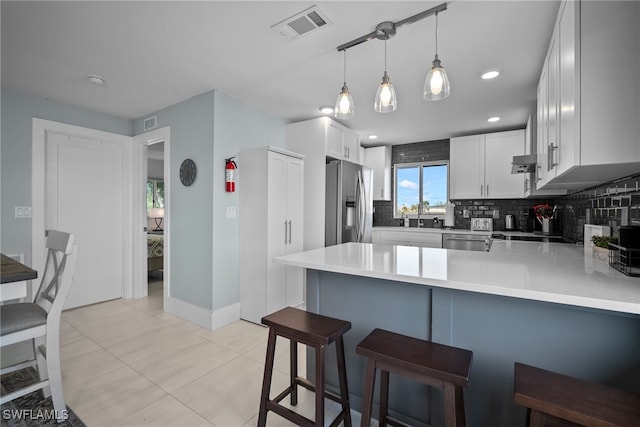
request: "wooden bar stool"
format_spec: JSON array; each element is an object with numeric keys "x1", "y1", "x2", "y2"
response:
[
  {"x1": 357, "y1": 328, "x2": 473, "y2": 427},
  {"x1": 258, "y1": 307, "x2": 352, "y2": 427},
  {"x1": 514, "y1": 362, "x2": 640, "y2": 427}
]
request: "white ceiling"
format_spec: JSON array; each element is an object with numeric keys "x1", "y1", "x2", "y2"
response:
[{"x1": 1, "y1": 1, "x2": 559, "y2": 146}]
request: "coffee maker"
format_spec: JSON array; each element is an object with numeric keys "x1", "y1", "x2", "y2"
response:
[{"x1": 523, "y1": 208, "x2": 541, "y2": 232}]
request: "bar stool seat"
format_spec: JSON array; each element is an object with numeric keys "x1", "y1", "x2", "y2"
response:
[
  {"x1": 357, "y1": 328, "x2": 473, "y2": 427},
  {"x1": 258, "y1": 307, "x2": 352, "y2": 427},
  {"x1": 514, "y1": 362, "x2": 640, "y2": 427}
]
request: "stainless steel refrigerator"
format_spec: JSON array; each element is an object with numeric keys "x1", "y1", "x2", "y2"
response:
[{"x1": 325, "y1": 160, "x2": 373, "y2": 246}]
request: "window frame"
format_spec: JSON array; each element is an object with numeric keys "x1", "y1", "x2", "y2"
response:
[
  {"x1": 393, "y1": 160, "x2": 449, "y2": 219},
  {"x1": 147, "y1": 179, "x2": 164, "y2": 211}
]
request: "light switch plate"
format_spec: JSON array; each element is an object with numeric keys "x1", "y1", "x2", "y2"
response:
[{"x1": 226, "y1": 206, "x2": 237, "y2": 219}]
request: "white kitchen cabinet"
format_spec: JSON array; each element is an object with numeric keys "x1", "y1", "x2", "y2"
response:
[
  {"x1": 239, "y1": 146, "x2": 304, "y2": 324},
  {"x1": 326, "y1": 120, "x2": 344, "y2": 160},
  {"x1": 371, "y1": 229, "x2": 442, "y2": 248},
  {"x1": 450, "y1": 130, "x2": 525, "y2": 200},
  {"x1": 286, "y1": 117, "x2": 361, "y2": 251},
  {"x1": 364, "y1": 145, "x2": 392, "y2": 201},
  {"x1": 343, "y1": 128, "x2": 361, "y2": 163},
  {"x1": 536, "y1": 0, "x2": 640, "y2": 190}
]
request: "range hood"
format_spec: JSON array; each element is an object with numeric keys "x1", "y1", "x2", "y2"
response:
[{"x1": 511, "y1": 154, "x2": 537, "y2": 174}]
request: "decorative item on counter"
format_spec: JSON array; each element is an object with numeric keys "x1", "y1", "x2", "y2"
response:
[
  {"x1": 444, "y1": 201, "x2": 455, "y2": 228},
  {"x1": 533, "y1": 203, "x2": 553, "y2": 234},
  {"x1": 591, "y1": 234, "x2": 618, "y2": 262}
]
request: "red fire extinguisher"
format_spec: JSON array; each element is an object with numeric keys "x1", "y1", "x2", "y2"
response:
[{"x1": 225, "y1": 157, "x2": 237, "y2": 192}]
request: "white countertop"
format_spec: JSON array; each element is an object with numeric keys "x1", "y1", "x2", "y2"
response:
[{"x1": 274, "y1": 241, "x2": 640, "y2": 315}]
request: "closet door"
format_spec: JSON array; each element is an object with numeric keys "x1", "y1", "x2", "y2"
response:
[
  {"x1": 285, "y1": 156, "x2": 304, "y2": 307},
  {"x1": 266, "y1": 151, "x2": 287, "y2": 314}
]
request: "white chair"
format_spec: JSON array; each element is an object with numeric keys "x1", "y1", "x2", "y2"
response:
[{"x1": 0, "y1": 230, "x2": 78, "y2": 421}]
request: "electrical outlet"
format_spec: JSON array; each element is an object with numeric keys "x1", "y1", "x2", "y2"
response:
[
  {"x1": 493, "y1": 209, "x2": 500, "y2": 219},
  {"x1": 463, "y1": 209, "x2": 470, "y2": 218}
]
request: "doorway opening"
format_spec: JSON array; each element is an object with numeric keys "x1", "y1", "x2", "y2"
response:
[{"x1": 146, "y1": 141, "x2": 165, "y2": 299}]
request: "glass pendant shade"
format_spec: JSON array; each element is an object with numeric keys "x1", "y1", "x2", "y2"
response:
[
  {"x1": 335, "y1": 84, "x2": 355, "y2": 119},
  {"x1": 374, "y1": 72, "x2": 397, "y2": 113},
  {"x1": 424, "y1": 55, "x2": 450, "y2": 100}
]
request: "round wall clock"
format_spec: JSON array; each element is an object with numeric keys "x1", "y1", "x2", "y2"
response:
[{"x1": 179, "y1": 158, "x2": 197, "y2": 186}]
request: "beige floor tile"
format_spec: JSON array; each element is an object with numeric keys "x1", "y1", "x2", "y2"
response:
[
  {"x1": 173, "y1": 355, "x2": 288, "y2": 427},
  {"x1": 61, "y1": 346, "x2": 124, "y2": 388},
  {"x1": 139, "y1": 340, "x2": 239, "y2": 393},
  {"x1": 118, "y1": 395, "x2": 213, "y2": 427},
  {"x1": 62, "y1": 299, "x2": 136, "y2": 326},
  {"x1": 193, "y1": 319, "x2": 268, "y2": 354},
  {"x1": 65, "y1": 364, "x2": 166, "y2": 426},
  {"x1": 243, "y1": 336, "x2": 307, "y2": 377},
  {"x1": 60, "y1": 333, "x2": 105, "y2": 362}
]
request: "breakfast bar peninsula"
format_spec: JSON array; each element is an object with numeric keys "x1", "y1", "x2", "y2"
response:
[{"x1": 274, "y1": 241, "x2": 640, "y2": 427}]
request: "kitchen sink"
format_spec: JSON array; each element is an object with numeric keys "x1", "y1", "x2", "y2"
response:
[{"x1": 442, "y1": 234, "x2": 492, "y2": 252}]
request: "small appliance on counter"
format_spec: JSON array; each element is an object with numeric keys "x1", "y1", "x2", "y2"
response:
[
  {"x1": 505, "y1": 214, "x2": 516, "y2": 231},
  {"x1": 471, "y1": 217, "x2": 493, "y2": 232},
  {"x1": 444, "y1": 202, "x2": 455, "y2": 229},
  {"x1": 524, "y1": 208, "x2": 541, "y2": 232}
]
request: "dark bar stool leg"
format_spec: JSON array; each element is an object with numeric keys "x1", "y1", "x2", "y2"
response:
[
  {"x1": 379, "y1": 370, "x2": 390, "y2": 427},
  {"x1": 444, "y1": 382, "x2": 465, "y2": 427},
  {"x1": 258, "y1": 329, "x2": 277, "y2": 427},
  {"x1": 529, "y1": 410, "x2": 545, "y2": 427},
  {"x1": 360, "y1": 359, "x2": 376, "y2": 427},
  {"x1": 290, "y1": 339, "x2": 298, "y2": 406},
  {"x1": 315, "y1": 344, "x2": 325, "y2": 427},
  {"x1": 335, "y1": 336, "x2": 352, "y2": 427}
]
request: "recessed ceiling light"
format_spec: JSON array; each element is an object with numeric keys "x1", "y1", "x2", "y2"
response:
[
  {"x1": 319, "y1": 105, "x2": 334, "y2": 114},
  {"x1": 368, "y1": 135, "x2": 378, "y2": 140},
  {"x1": 487, "y1": 116, "x2": 501, "y2": 123},
  {"x1": 481, "y1": 70, "x2": 501, "y2": 80},
  {"x1": 88, "y1": 74, "x2": 106, "y2": 86}
]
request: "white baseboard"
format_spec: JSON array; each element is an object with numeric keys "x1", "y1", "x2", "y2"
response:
[
  {"x1": 211, "y1": 302, "x2": 241, "y2": 330},
  {"x1": 163, "y1": 296, "x2": 240, "y2": 331},
  {"x1": 164, "y1": 295, "x2": 213, "y2": 329}
]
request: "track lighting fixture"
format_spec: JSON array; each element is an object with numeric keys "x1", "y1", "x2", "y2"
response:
[{"x1": 334, "y1": 3, "x2": 449, "y2": 116}]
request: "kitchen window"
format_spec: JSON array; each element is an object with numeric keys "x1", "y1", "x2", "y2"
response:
[{"x1": 394, "y1": 161, "x2": 449, "y2": 218}]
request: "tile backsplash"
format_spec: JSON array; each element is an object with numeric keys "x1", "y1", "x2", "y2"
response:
[
  {"x1": 371, "y1": 138, "x2": 640, "y2": 242},
  {"x1": 556, "y1": 173, "x2": 640, "y2": 243}
]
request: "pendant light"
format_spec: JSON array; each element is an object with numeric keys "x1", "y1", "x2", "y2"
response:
[
  {"x1": 374, "y1": 37, "x2": 397, "y2": 113},
  {"x1": 424, "y1": 11, "x2": 450, "y2": 101},
  {"x1": 334, "y1": 50, "x2": 355, "y2": 119}
]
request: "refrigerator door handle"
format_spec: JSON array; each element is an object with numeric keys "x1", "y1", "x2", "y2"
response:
[{"x1": 355, "y1": 170, "x2": 366, "y2": 243}]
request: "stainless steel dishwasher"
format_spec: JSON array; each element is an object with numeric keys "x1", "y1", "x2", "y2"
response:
[{"x1": 442, "y1": 233, "x2": 492, "y2": 251}]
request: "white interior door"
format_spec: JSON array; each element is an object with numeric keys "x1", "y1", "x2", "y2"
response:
[{"x1": 44, "y1": 131, "x2": 126, "y2": 308}]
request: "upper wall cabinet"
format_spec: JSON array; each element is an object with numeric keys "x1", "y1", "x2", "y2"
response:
[
  {"x1": 364, "y1": 145, "x2": 392, "y2": 201},
  {"x1": 450, "y1": 130, "x2": 525, "y2": 200},
  {"x1": 536, "y1": 0, "x2": 640, "y2": 191}
]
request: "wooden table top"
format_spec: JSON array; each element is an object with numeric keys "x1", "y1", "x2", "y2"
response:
[{"x1": 1, "y1": 254, "x2": 37, "y2": 284}]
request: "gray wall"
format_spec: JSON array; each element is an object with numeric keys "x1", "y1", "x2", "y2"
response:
[
  {"x1": 133, "y1": 90, "x2": 287, "y2": 313},
  {"x1": 211, "y1": 91, "x2": 286, "y2": 311},
  {"x1": 0, "y1": 90, "x2": 133, "y2": 265},
  {"x1": 134, "y1": 91, "x2": 216, "y2": 309}
]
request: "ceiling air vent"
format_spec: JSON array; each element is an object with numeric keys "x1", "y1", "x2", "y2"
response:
[
  {"x1": 143, "y1": 116, "x2": 157, "y2": 131},
  {"x1": 271, "y1": 5, "x2": 332, "y2": 40}
]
